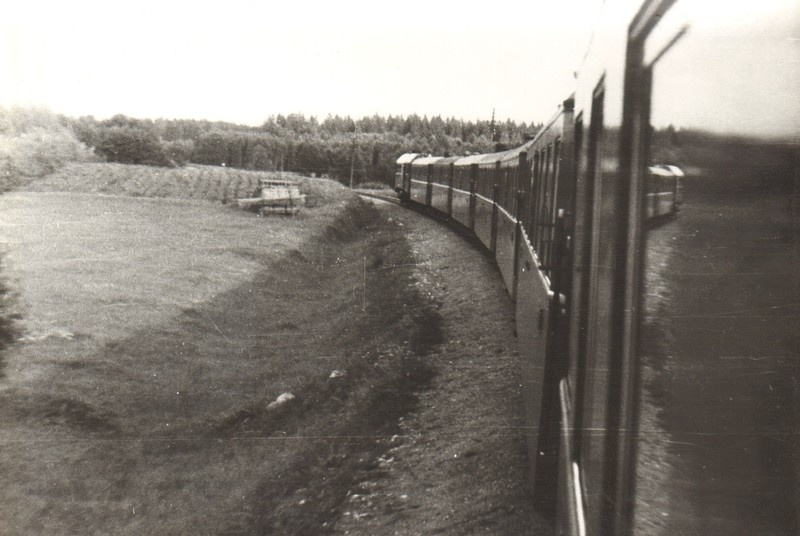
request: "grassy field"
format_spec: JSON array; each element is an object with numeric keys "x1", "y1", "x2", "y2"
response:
[{"x1": 0, "y1": 163, "x2": 434, "y2": 534}]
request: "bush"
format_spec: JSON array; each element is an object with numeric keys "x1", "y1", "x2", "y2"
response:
[
  {"x1": 163, "y1": 139, "x2": 194, "y2": 166},
  {"x1": 249, "y1": 144, "x2": 272, "y2": 171},
  {"x1": 96, "y1": 127, "x2": 170, "y2": 167},
  {"x1": 193, "y1": 131, "x2": 229, "y2": 166},
  {"x1": 0, "y1": 107, "x2": 97, "y2": 189}
]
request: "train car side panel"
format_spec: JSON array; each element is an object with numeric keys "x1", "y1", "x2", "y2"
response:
[
  {"x1": 410, "y1": 177, "x2": 427, "y2": 204},
  {"x1": 450, "y1": 187, "x2": 471, "y2": 227},
  {"x1": 430, "y1": 158, "x2": 456, "y2": 214},
  {"x1": 430, "y1": 182, "x2": 449, "y2": 213},
  {"x1": 494, "y1": 207, "x2": 518, "y2": 292},
  {"x1": 473, "y1": 194, "x2": 495, "y2": 251},
  {"x1": 515, "y1": 230, "x2": 556, "y2": 498}
]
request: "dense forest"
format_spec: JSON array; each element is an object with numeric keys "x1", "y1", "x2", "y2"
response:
[{"x1": 63, "y1": 112, "x2": 542, "y2": 185}]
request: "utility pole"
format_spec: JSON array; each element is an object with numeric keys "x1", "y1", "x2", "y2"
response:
[
  {"x1": 490, "y1": 108, "x2": 497, "y2": 143},
  {"x1": 349, "y1": 129, "x2": 357, "y2": 188}
]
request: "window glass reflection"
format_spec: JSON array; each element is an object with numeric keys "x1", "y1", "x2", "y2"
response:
[{"x1": 635, "y1": 3, "x2": 799, "y2": 535}]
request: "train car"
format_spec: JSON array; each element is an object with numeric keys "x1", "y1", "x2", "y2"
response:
[
  {"x1": 558, "y1": 1, "x2": 798, "y2": 535},
  {"x1": 513, "y1": 99, "x2": 575, "y2": 514},
  {"x1": 392, "y1": 1, "x2": 798, "y2": 534},
  {"x1": 449, "y1": 153, "x2": 486, "y2": 229},
  {"x1": 478, "y1": 140, "x2": 534, "y2": 289},
  {"x1": 429, "y1": 156, "x2": 460, "y2": 216},
  {"x1": 408, "y1": 155, "x2": 443, "y2": 205},
  {"x1": 644, "y1": 164, "x2": 682, "y2": 218},
  {"x1": 394, "y1": 153, "x2": 422, "y2": 199},
  {"x1": 471, "y1": 150, "x2": 508, "y2": 251}
]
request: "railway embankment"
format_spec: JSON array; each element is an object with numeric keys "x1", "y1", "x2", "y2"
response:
[
  {"x1": 330, "y1": 199, "x2": 548, "y2": 535},
  {"x1": 0, "y1": 168, "x2": 545, "y2": 533},
  {"x1": 0, "y1": 185, "x2": 444, "y2": 534}
]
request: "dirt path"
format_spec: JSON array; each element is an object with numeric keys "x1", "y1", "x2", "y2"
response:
[{"x1": 331, "y1": 199, "x2": 550, "y2": 535}]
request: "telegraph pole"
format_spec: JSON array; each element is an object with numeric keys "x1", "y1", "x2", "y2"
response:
[
  {"x1": 490, "y1": 108, "x2": 497, "y2": 143},
  {"x1": 349, "y1": 131, "x2": 356, "y2": 188}
]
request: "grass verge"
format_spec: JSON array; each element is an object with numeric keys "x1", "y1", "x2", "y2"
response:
[{"x1": 0, "y1": 186, "x2": 441, "y2": 534}]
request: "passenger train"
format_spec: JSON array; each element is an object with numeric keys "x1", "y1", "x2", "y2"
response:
[{"x1": 394, "y1": 1, "x2": 799, "y2": 534}]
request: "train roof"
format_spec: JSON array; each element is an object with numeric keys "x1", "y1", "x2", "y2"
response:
[
  {"x1": 486, "y1": 140, "x2": 538, "y2": 165},
  {"x1": 396, "y1": 153, "x2": 422, "y2": 165},
  {"x1": 453, "y1": 153, "x2": 490, "y2": 166},
  {"x1": 434, "y1": 156, "x2": 461, "y2": 166},
  {"x1": 411, "y1": 155, "x2": 444, "y2": 166}
]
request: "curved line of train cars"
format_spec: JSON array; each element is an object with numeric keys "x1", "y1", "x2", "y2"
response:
[
  {"x1": 392, "y1": 1, "x2": 799, "y2": 535},
  {"x1": 394, "y1": 95, "x2": 680, "y2": 533}
]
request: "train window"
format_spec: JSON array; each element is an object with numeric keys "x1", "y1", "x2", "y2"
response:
[
  {"x1": 540, "y1": 147, "x2": 549, "y2": 251},
  {"x1": 545, "y1": 145, "x2": 554, "y2": 253},
  {"x1": 537, "y1": 145, "x2": 551, "y2": 256},
  {"x1": 634, "y1": 2, "x2": 799, "y2": 534},
  {"x1": 520, "y1": 153, "x2": 532, "y2": 228},
  {"x1": 528, "y1": 151, "x2": 540, "y2": 239},
  {"x1": 546, "y1": 140, "x2": 561, "y2": 270}
]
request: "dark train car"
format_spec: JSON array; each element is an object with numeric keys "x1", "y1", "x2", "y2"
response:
[
  {"x1": 450, "y1": 153, "x2": 486, "y2": 229},
  {"x1": 480, "y1": 142, "x2": 534, "y2": 291},
  {"x1": 408, "y1": 155, "x2": 443, "y2": 205},
  {"x1": 394, "y1": 153, "x2": 422, "y2": 198},
  {"x1": 644, "y1": 164, "x2": 682, "y2": 218},
  {"x1": 513, "y1": 99, "x2": 575, "y2": 510},
  {"x1": 428, "y1": 156, "x2": 459, "y2": 215},
  {"x1": 471, "y1": 150, "x2": 508, "y2": 250},
  {"x1": 392, "y1": 1, "x2": 797, "y2": 535},
  {"x1": 558, "y1": 1, "x2": 799, "y2": 535}
]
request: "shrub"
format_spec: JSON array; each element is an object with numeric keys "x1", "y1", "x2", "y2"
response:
[
  {"x1": 249, "y1": 144, "x2": 272, "y2": 171},
  {"x1": 0, "y1": 107, "x2": 97, "y2": 189},
  {"x1": 96, "y1": 127, "x2": 171, "y2": 167},
  {"x1": 163, "y1": 139, "x2": 194, "y2": 166},
  {"x1": 193, "y1": 131, "x2": 229, "y2": 166}
]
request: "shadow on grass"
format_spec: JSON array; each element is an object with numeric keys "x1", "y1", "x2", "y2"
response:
[
  {"x1": 0, "y1": 273, "x2": 20, "y2": 379},
  {"x1": 1, "y1": 196, "x2": 444, "y2": 534}
]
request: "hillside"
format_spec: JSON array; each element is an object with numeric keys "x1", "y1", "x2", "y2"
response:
[
  {"x1": 0, "y1": 164, "x2": 448, "y2": 533},
  {"x1": 19, "y1": 162, "x2": 343, "y2": 206}
]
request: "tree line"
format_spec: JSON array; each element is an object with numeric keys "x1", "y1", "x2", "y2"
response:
[{"x1": 65, "y1": 113, "x2": 542, "y2": 185}]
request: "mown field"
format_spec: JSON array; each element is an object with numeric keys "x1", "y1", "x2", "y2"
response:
[{"x1": 0, "y1": 163, "x2": 435, "y2": 534}]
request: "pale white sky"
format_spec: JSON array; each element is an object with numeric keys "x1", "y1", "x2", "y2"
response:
[
  {"x1": 0, "y1": 0, "x2": 600, "y2": 126},
  {"x1": 1, "y1": 0, "x2": 798, "y2": 135}
]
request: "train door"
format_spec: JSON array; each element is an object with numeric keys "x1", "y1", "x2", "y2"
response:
[{"x1": 629, "y1": 1, "x2": 799, "y2": 534}]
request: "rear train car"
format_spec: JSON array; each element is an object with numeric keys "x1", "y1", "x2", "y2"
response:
[{"x1": 394, "y1": 153, "x2": 422, "y2": 199}]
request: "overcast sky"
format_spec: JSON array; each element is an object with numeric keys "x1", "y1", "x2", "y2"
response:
[
  {"x1": 1, "y1": 0, "x2": 798, "y2": 133},
  {"x1": 1, "y1": 0, "x2": 602, "y2": 126}
]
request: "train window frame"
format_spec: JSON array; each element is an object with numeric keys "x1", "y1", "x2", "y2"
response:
[
  {"x1": 567, "y1": 113, "x2": 584, "y2": 391},
  {"x1": 541, "y1": 144, "x2": 553, "y2": 255},
  {"x1": 594, "y1": 1, "x2": 686, "y2": 532},
  {"x1": 547, "y1": 139, "x2": 562, "y2": 269},
  {"x1": 573, "y1": 78, "x2": 605, "y2": 477},
  {"x1": 529, "y1": 150, "x2": 541, "y2": 239}
]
